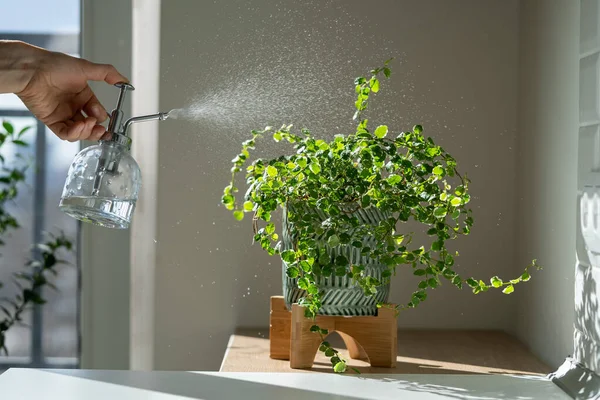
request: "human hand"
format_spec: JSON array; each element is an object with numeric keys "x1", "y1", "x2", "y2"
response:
[{"x1": 9, "y1": 42, "x2": 128, "y2": 141}]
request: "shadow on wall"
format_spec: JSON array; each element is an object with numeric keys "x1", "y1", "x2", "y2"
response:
[{"x1": 575, "y1": 188, "x2": 600, "y2": 381}]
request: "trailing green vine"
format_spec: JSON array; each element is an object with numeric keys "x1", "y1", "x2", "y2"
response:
[{"x1": 223, "y1": 60, "x2": 540, "y2": 373}]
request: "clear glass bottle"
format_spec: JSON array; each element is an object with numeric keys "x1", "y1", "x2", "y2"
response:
[
  {"x1": 59, "y1": 136, "x2": 141, "y2": 229},
  {"x1": 59, "y1": 82, "x2": 168, "y2": 229}
]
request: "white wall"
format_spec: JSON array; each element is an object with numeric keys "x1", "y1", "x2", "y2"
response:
[
  {"x1": 130, "y1": 0, "x2": 161, "y2": 371},
  {"x1": 147, "y1": 0, "x2": 521, "y2": 370},
  {"x1": 575, "y1": 0, "x2": 600, "y2": 375},
  {"x1": 80, "y1": 0, "x2": 132, "y2": 369},
  {"x1": 515, "y1": 1, "x2": 578, "y2": 369}
]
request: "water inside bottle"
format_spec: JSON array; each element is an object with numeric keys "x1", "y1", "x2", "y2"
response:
[{"x1": 59, "y1": 196, "x2": 136, "y2": 229}]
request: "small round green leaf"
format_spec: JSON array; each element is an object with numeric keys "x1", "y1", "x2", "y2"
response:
[
  {"x1": 335, "y1": 255, "x2": 349, "y2": 266},
  {"x1": 370, "y1": 77, "x2": 380, "y2": 93},
  {"x1": 328, "y1": 235, "x2": 340, "y2": 247},
  {"x1": 466, "y1": 278, "x2": 478, "y2": 288},
  {"x1": 490, "y1": 276, "x2": 503, "y2": 288},
  {"x1": 265, "y1": 224, "x2": 275, "y2": 235},
  {"x1": 286, "y1": 267, "x2": 299, "y2": 278},
  {"x1": 281, "y1": 250, "x2": 296, "y2": 263},
  {"x1": 361, "y1": 195, "x2": 371, "y2": 208},
  {"x1": 267, "y1": 165, "x2": 278, "y2": 177},
  {"x1": 334, "y1": 361, "x2": 347, "y2": 373},
  {"x1": 502, "y1": 284, "x2": 514, "y2": 294},
  {"x1": 434, "y1": 207, "x2": 447, "y2": 218},
  {"x1": 451, "y1": 197, "x2": 462, "y2": 207},
  {"x1": 374, "y1": 125, "x2": 388, "y2": 139}
]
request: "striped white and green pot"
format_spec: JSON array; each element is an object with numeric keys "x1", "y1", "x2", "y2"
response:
[{"x1": 281, "y1": 203, "x2": 391, "y2": 316}]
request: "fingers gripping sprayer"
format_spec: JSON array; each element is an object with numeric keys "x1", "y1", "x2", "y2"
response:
[{"x1": 59, "y1": 82, "x2": 169, "y2": 229}]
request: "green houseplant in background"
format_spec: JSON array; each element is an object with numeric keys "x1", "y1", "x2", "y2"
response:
[
  {"x1": 0, "y1": 120, "x2": 73, "y2": 355},
  {"x1": 223, "y1": 60, "x2": 539, "y2": 373}
]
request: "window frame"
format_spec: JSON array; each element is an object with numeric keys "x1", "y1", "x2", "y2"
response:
[{"x1": 0, "y1": 33, "x2": 81, "y2": 370}]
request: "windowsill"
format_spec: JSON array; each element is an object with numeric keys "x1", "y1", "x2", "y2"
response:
[{"x1": 220, "y1": 328, "x2": 552, "y2": 375}]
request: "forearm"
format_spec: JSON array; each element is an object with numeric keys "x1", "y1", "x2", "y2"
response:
[{"x1": 0, "y1": 40, "x2": 42, "y2": 94}]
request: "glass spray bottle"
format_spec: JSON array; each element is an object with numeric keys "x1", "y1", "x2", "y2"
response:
[{"x1": 59, "y1": 83, "x2": 169, "y2": 229}]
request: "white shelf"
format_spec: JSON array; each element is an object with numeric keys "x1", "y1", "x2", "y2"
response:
[{"x1": 0, "y1": 369, "x2": 572, "y2": 400}]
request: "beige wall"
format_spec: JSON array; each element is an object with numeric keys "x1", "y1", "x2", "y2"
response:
[
  {"x1": 149, "y1": 0, "x2": 521, "y2": 370},
  {"x1": 515, "y1": 1, "x2": 578, "y2": 369}
]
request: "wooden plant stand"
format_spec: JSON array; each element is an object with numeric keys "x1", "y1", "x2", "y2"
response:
[{"x1": 269, "y1": 296, "x2": 398, "y2": 369}]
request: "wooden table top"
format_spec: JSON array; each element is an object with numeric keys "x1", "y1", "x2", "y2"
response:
[{"x1": 220, "y1": 329, "x2": 552, "y2": 375}]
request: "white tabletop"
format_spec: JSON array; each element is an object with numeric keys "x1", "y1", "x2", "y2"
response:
[{"x1": 0, "y1": 368, "x2": 570, "y2": 399}]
